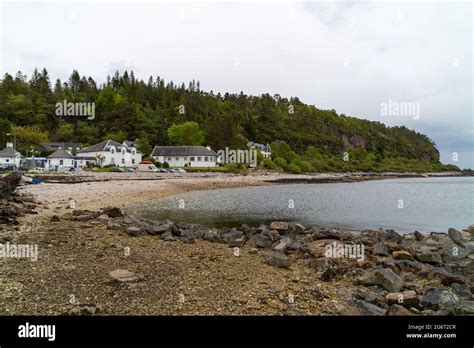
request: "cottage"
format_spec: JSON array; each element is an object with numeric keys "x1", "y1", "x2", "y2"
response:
[
  {"x1": 151, "y1": 146, "x2": 218, "y2": 167},
  {"x1": 47, "y1": 149, "x2": 74, "y2": 171},
  {"x1": 42, "y1": 142, "x2": 82, "y2": 153},
  {"x1": 0, "y1": 143, "x2": 23, "y2": 169},
  {"x1": 76, "y1": 140, "x2": 142, "y2": 167},
  {"x1": 248, "y1": 141, "x2": 271, "y2": 159}
]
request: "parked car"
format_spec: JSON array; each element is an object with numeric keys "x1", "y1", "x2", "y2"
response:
[
  {"x1": 110, "y1": 167, "x2": 124, "y2": 173},
  {"x1": 158, "y1": 167, "x2": 168, "y2": 173},
  {"x1": 122, "y1": 168, "x2": 137, "y2": 173},
  {"x1": 174, "y1": 168, "x2": 187, "y2": 173}
]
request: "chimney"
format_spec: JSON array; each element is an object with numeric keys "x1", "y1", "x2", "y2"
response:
[
  {"x1": 6, "y1": 142, "x2": 13, "y2": 148},
  {"x1": 206, "y1": 146, "x2": 211, "y2": 151}
]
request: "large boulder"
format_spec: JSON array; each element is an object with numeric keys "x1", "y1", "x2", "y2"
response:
[
  {"x1": 359, "y1": 268, "x2": 404, "y2": 292},
  {"x1": 420, "y1": 287, "x2": 459, "y2": 310},
  {"x1": 261, "y1": 251, "x2": 291, "y2": 268}
]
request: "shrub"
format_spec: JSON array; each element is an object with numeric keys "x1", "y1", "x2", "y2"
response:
[
  {"x1": 285, "y1": 163, "x2": 302, "y2": 174},
  {"x1": 162, "y1": 162, "x2": 169, "y2": 168},
  {"x1": 262, "y1": 158, "x2": 276, "y2": 170},
  {"x1": 273, "y1": 157, "x2": 287, "y2": 168}
]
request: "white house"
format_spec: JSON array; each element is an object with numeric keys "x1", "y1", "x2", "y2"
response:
[
  {"x1": 248, "y1": 141, "x2": 271, "y2": 159},
  {"x1": 0, "y1": 142, "x2": 23, "y2": 169},
  {"x1": 76, "y1": 140, "x2": 142, "y2": 167},
  {"x1": 151, "y1": 146, "x2": 218, "y2": 167},
  {"x1": 47, "y1": 149, "x2": 75, "y2": 171}
]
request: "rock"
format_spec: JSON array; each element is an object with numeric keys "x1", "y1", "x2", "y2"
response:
[
  {"x1": 261, "y1": 251, "x2": 291, "y2": 268},
  {"x1": 392, "y1": 250, "x2": 414, "y2": 261},
  {"x1": 388, "y1": 304, "x2": 415, "y2": 316},
  {"x1": 385, "y1": 290, "x2": 419, "y2": 307},
  {"x1": 49, "y1": 215, "x2": 60, "y2": 222},
  {"x1": 221, "y1": 229, "x2": 244, "y2": 244},
  {"x1": 240, "y1": 224, "x2": 252, "y2": 237},
  {"x1": 293, "y1": 223, "x2": 306, "y2": 234},
  {"x1": 248, "y1": 248, "x2": 258, "y2": 255},
  {"x1": 351, "y1": 299, "x2": 386, "y2": 316},
  {"x1": 355, "y1": 290, "x2": 385, "y2": 307},
  {"x1": 144, "y1": 223, "x2": 172, "y2": 235},
  {"x1": 97, "y1": 214, "x2": 110, "y2": 221},
  {"x1": 448, "y1": 228, "x2": 466, "y2": 247},
  {"x1": 451, "y1": 283, "x2": 472, "y2": 300},
  {"x1": 270, "y1": 221, "x2": 289, "y2": 232},
  {"x1": 254, "y1": 234, "x2": 273, "y2": 248},
  {"x1": 126, "y1": 226, "x2": 145, "y2": 236},
  {"x1": 109, "y1": 269, "x2": 138, "y2": 282},
  {"x1": 373, "y1": 243, "x2": 389, "y2": 256},
  {"x1": 67, "y1": 304, "x2": 101, "y2": 316},
  {"x1": 375, "y1": 268, "x2": 405, "y2": 292},
  {"x1": 273, "y1": 238, "x2": 292, "y2": 253},
  {"x1": 314, "y1": 228, "x2": 342, "y2": 240},
  {"x1": 359, "y1": 268, "x2": 404, "y2": 292},
  {"x1": 415, "y1": 247, "x2": 443, "y2": 266},
  {"x1": 414, "y1": 231, "x2": 424, "y2": 241},
  {"x1": 107, "y1": 222, "x2": 123, "y2": 230},
  {"x1": 420, "y1": 287, "x2": 459, "y2": 310},
  {"x1": 178, "y1": 230, "x2": 195, "y2": 244},
  {"x1": 286, "y1": 240, "x2": 302, "y2": 253},
  {"x1": 74, "y1": 213, "x2": 96, "y2": 221},
  {"x1": 203, "y1": 229, "x2": 221, "y2": 243},
  {"x1": 103, "y1": 207, "x2": 123, "y2": 218},
  {"x1": 228, "y1": 235, "x2": 246, "y2": 248},
  {"x1": 434, "y1": 268, "x2": 465, "y2": 286}
]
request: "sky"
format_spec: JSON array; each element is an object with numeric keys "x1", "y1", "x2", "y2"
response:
[{"x1": 0, "y1": 0, "x2": 472, "y2": 168}]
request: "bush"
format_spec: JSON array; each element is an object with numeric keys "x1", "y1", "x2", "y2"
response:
[
  {"x1": 273, "y1": 157, "x2": 287, "y2": 168},
  {"x1": 162, "y1": 162, "x2": 169, "y2": 168},
  {"x1": 297, "y1": 160, "x2": 314, "y2": 173},
  {"x1": 262, "y1": 158, "x2": 276, "y2": 170},
  {"x1": 285, "y1": 163, "x2": 302, "y2": 174}
]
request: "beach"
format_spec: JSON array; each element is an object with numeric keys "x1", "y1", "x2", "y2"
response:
[{"x1": 0, "y1": 171, "x2": 472, "y2": 316}]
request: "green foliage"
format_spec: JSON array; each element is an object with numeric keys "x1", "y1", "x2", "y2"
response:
[
  {"x1": 262, "y1": 158, "x2": 276, "y2": 170},
  {"x1": 273, "y1": 157, "x2": 287, "y2": 168},
  {"x1": 11, "y1": 125, "x2": 48, "y2": 153},
  {"x1": 285, "y1": 163, "x2": 302, "y2": 174},
  {"x1": 0, "y1": 68, "x2": 462, "y2": 173},
  {"x1": 167, "y1": 121, "x2": 205, "y2": 146},
  {"x1": 162, "y1": 161, "x2": 169, "y2": 168}
]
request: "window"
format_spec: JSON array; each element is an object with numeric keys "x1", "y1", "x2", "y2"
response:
[
  {"x1": 190, "y1": 157, "x2": 195, "y2": 161},
  {"x1": 175, "y1": 157, "x2": 179, "y2": 161},
  {"x1": 122, "y1": 158, "x2": 125, "y2": 164},
  {"x1": 132, "y1": 149, "x2": 136, "y2": 155},
  {"x1": 167, "y1": 157, "x2": 171, "y2": 161},
  {"x1": 111, "y1": 148, "x2": 115, "y2": 154},
  {"x1": 132, "y1": 159, "x2": 135, "y2": 164},
  {"x1": 5, "y1": 159, "x2": 9, "y2": 163},
  {"x1": 184, "y1": 157, "x2": 187, "y2": 161},
  {"x1": 60, "y1": 160, "x2": 63, "y2": 165},
  {"x1": 204, "y1": 157, "x2": 208, "y2": 161},
  {"x1": 197, "y1": 157, "x2": 202, "y2": 161}
]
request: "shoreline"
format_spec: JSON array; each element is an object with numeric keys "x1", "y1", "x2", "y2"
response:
[{"x1": 0, "y1": 189, "x2": 472, "y2": 315}]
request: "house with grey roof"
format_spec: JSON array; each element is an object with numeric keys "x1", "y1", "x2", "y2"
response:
[
  {"x1": 0, "y1": 143, "x2": 24, "y2": 169},
  {"x1": 77, "y1": 139, "x2": 142, "y2": 167},
  {"x1": 42, "y1": 142, "x2": 82, "y2": 153},
  {"x1": 47, "y1": 149, "x2": 75, "y2": 171},
  {"x1": 248, "y1": 141, "x2": 271, "y2": 159},
  {"x1": 151, "y1": 146, "x2": 218, "y2": 167}
]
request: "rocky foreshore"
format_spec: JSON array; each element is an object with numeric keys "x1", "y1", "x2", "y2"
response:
[
  {"x1": 1, "y1": 189, "x2": 473, "y2": 316},
  {"x1": 48, "y1": 205, "x2": 474, "y2": 316}
]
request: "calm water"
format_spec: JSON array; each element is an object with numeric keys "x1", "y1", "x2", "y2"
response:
[{"x1": 127, "y1": 177, "x2": 474, "y2": 233}]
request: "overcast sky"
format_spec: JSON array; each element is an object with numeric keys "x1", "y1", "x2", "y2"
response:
[{"x1": 1, "y1": 0, "x2": 472, "y2": 168}]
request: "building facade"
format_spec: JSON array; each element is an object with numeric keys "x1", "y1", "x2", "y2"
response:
[
  {"x1": 76, "y1": 140, "x2": 142, "y2": 167},
  {"x1": 151, "y1": 146, "x2": 218, "y2": 167}
]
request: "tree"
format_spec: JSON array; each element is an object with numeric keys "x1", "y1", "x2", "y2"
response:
[
  {"x1": 11, "y1": 125, "x2": 48, "y2": 154},
  {"x1": 167, "y1": 121, "x2": 205, "y2": 146}
]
